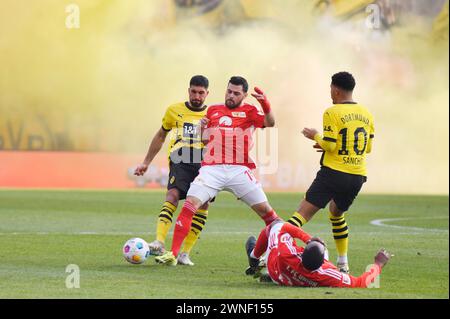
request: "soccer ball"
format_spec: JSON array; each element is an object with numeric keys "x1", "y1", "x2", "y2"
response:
[{"x1": 122, "y1": 238, "x2": 150, "y2": 264}]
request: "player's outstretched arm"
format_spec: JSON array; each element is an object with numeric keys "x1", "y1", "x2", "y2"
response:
[
  {"x1": 280, "y1": 223, "x2": 312, "y2": 243},
  {"x1": 302, "y1": 127, "x2": 337, "y2": 152},
  {"x1": 134, "y1": 127, "x2": 168, "y2": 176},
  {"x1": 263, "y1": 111, "x2": 275, "y2": 127},
  {"x1": 251, "y1": 87, "x2": 275, "y2": 127},
  {"x1": 302, "y1": 112, "x2": 337, "y2": 152},
  {"x1": 346, "y1": 249, "x2": 391, "y2": 288}
]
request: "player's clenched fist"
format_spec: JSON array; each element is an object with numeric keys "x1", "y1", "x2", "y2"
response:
[
  {"x1": 134, "y1": 163, "x2": 149, "y2": 176},
  {"x1": 251, "y1": 87, "x2": 271, "y2": 114}
]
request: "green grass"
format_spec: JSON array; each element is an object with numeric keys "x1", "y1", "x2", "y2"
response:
[{"x1": 0, "y1": 189, "x2": 448, "y2": 299}]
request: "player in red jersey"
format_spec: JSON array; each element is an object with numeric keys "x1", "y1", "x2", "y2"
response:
[
  {"x1": 155, "y1": 76, "x2": 281, "y2": 265},
  {"x1": 245, "y1": 221, "x2": 391, "y2": 287}
]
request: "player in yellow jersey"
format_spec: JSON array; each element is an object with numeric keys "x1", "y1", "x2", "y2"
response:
[
  {"x1": 287, "y1": 72, "x2": 375, "y2": 273},
  {"x1": 134, "y1": 75, "x2": 211, "y2": 266}
]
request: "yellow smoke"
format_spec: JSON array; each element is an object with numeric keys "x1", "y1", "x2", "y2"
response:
[{"x1": 0, "y1": 0, "x2": 448, "y2": 194}]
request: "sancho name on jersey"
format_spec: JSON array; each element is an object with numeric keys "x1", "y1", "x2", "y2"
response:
[{"x1": 319, "y1": 103, "x2": 374, "y2": 176}]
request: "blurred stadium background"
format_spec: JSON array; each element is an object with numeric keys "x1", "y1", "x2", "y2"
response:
[{"x1": 0, "y1": 0, "x2": 448, "y2": 194}]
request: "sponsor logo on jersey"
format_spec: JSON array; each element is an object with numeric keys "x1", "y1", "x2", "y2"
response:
[
  {"x1": 183, "y1": 122, "x2": 199, "y2": 137},
  {"x1": 231, "y1": 112, "x2": 246, "y2": 118},
  {"x1": 219, "y1": 116, "x2": 233, "y2": 126}
]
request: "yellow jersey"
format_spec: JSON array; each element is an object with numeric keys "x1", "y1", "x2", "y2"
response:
[
  {"x1": 314, "y1": 102, "x2": 375, "y2": 176},
  {"x1": 161, "y1": 102, "x2": 207, "y2": 164}
]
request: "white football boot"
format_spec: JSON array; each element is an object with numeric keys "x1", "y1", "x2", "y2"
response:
[{"x1": 177, "y1": 252, "x2": 195, "y2": 266}]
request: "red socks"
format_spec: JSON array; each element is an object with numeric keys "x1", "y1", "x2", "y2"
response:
[
  {"x1": 171, "y1": 201, "x2": 197, "y2": 256},
  {"x1": 261, "y1": 210, "x2": 279, "y2": 226}
]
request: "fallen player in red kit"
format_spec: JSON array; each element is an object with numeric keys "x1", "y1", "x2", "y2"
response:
[{"x1": 245, "y1": 221, "x2": 391, "y2": 287}]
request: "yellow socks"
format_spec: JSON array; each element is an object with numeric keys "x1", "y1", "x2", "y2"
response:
[
  {"x1": 156, "y1": 201, "x2": 177, "y2": 243},
  {"x1": 329, "y1": 212, "x2": 349, "y2": 264},
  {"x1": 287, "y1": 211, "x2": 308, "y2": 228},
  {"x1": 155, "y1": 201, "x2": 208, "y2": 255},
  {"x1": 182, "y1": 209, "x2": 208, "y2": 254}
]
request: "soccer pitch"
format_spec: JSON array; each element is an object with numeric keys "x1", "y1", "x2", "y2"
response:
[{"x1": 0, "y1": 189, "x2": 448, "y2": 299}]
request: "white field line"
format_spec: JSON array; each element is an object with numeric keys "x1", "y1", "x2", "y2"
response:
[
  {"x1": 0, "y1": 230, "x2": 446, "y2": 236},
  {"x1": 0, "y1": 231, "x2": 254, "y2": 236},
  {"x1": 0, "y1": 218, "x2": 448, "y2": 236},
  {"x1": 370, "y1": 217, "x2": 449, "y2": 233}
]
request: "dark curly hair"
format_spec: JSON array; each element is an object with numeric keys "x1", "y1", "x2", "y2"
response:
[{"x1": 331, "y1": 72, "x2": 356, "y2": 91}]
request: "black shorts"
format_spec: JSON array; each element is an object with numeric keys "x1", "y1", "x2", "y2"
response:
[
  {"x1": 167, "y1": 161, "x2": 201, "y2": 200},
  {"x1": 305, "y1": 166, "x2": 367, "y2": 212}
]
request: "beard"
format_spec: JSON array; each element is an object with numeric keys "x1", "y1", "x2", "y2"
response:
[
  {"x1": 225, "y1": 98, "x2": 241, "y2": 109},
  {"x1": 190, "y1": 99, "x2": 203, "y2": 108}
]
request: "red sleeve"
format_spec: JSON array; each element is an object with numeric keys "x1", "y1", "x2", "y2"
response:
[
  {"x1": 250, "y1": 105, "x2": 265, "y2": 128},
  {"x1": 279, "y1": 223, "x2": 312, "y2": 243},
  {"x1": 317, "y1": 263, "x2": 382, "y2": 288},
  {"x1": 348, "y1": 264, "x2": 382, "y2": 288}
]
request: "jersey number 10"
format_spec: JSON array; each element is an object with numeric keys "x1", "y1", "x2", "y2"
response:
[{"x1": 338, "y1": 127, "x2": 368, "y2": 156}]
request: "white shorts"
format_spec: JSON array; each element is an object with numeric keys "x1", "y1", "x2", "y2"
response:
[{"x1": 187, "y1": 165, "x2": 268, "y2": 207}]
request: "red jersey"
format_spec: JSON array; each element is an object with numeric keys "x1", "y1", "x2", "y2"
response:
[
  {"x1": 267, "y1": 223, "x2": 381, "y2": 288},
  {"x1": 202, "y1": 103, "x2": 265, "y2": 169}
]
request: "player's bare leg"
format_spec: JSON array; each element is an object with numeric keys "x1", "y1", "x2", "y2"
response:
[
  {"x1": 237, "y1": 187, "x2": 280, "y2": 226},
  {"x1": 150, "y1": 188, "x2": 180, "y2": 256},
  {"x1": 329, "y1": 200, "x2": 350, "y2": 273}
]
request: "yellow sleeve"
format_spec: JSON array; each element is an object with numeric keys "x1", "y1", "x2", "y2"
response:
[
  {"x1": 314, "y1": 111, "x2": 337, "y2": 152},
  {"x1": 367, "y1": 117, "x2": 375, "y2": 154},
  {"x1": 161, "y1": 107, "x2": 173, "y2": 131}
]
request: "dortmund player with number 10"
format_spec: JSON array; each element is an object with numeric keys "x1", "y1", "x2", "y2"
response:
[{"x1": 287, "y1": 72, "x2": 375, "y2": 274}]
